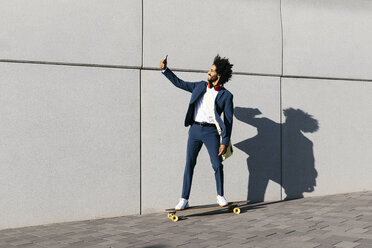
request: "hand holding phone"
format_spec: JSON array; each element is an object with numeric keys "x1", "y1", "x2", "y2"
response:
[{"x1": 160, "y1": 55, "x2": 168, "y2": 70}]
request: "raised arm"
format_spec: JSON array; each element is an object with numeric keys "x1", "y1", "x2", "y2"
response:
[{"x1": 160, "y1": 56, "x2": 197, "y2": 93}]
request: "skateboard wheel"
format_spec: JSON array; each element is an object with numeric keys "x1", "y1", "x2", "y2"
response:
[
  {"x1": 233, "y1": 207, "x2": 241, "y2": 214},
  {"x1": 168, "y1": 213, "x2": 172, "y2": 219},
  {"x1": 171, "y1": 215, "x2": 179, "y2": 222}
]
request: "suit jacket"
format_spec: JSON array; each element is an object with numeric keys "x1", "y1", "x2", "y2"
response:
[{"x1": 162, "y1": 68, "x2": 233, "y2": 146}]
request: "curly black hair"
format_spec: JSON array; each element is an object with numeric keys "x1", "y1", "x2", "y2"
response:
[{"x1": 213, "y1": 54, "x2": 233, "y2": 84}]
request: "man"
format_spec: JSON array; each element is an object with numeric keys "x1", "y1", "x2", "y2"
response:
[{"x1": 160, "y1": 55, "x2": 234, "y2": 210}]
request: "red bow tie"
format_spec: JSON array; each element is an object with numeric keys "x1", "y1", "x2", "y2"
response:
[{"x1": 208, "y1": 82, "x2": 224, "y2": 91}]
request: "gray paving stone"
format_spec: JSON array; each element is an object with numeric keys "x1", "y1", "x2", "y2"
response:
[
  {"x1": 2, "y1": 191, "x2": 372, "y2": 248},
  {"x1": 93, "y1": 239, "x2": 118, "y2": 247},
  {"x1": 35, "y1": 241, "x2": 67, "y2": 248},
  {"x1": 334, "y1": 241, "x2": 360, "y2": 248},
  {"x1": 354, "y1": 238, "x2": 372, "y2": 245}
]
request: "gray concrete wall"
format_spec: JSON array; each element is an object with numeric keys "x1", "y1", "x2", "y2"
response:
[
  {"x1": 0, "y1": 0, "x2": 142, "y2": 66},
  {"x1": 282, "y1": 0, "x2": 372, "y2": 80},
  {"x1": 280, "y1": 0, "x2": 372, "y2": 200},
  {"x1": 143, "y1": 0, "x2": 282, "y2": 74},
  {"x1": 1, "y1": 0, "x2": 372, "y2": 229},
  {"x1": 282, "y1": 78, "x2": 372, "y2": 199},
  {"x1": 0, "y1": 63, "x2": 140, "y2": 229}
]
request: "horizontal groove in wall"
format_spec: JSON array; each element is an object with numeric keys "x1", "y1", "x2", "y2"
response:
[
  {"x1": 143, "y1": 66, "x2": 282, "y2": 78},
  {"x1": 0, "y1": 59, "x2": 141, "y2": 70},
  {"x1": 0, "y1": 60, "x2": 280, "y2": 77},
  {"x1": 1, "y1": 59, "x2": 372, "y2": 83},
  {"x1": 282, "y1": 75, "x2": 372, "y2": 83}
]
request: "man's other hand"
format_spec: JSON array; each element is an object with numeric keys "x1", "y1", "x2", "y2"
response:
[
  {"x1": 218, "y1": 144, "x2": 227, "y2": 156},
  {"x1": 160, "y1": 55, "x2": 168, "y2": 70}
]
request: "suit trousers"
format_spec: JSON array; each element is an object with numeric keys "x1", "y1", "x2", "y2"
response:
[{"x1": 181, "y1": 123, "x2": 224, "y2": 199}]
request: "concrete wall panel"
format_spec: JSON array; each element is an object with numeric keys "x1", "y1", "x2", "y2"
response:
[
  {"x1": 141, "y1": 70, "x2": 280, "y2": 213},
  {"x1": 143, "y1": 0, "x2": 282, "y2": 74},
  {"x1": 0, "y1": 0, "x2": 142, "y2": 66},
  {"x1": 282, "y1": 0, "x2": 372, "y2": 80},
  {"x1": 282, "y1": 78, "x2": 372, "y2": 199},
  {"x1": 227, "y1": 74, "x2": 282, "y2": 203},
  {"x1": 0, "y1": 63, "x2": 140, "y2": 229}
]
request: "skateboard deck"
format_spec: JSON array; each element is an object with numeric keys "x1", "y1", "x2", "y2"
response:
[{"x1": 165, "y1": 200, "x2": 250, "y2": 222}]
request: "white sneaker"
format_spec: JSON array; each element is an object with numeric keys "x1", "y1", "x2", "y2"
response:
[
  {"x1": 217, "y1": 195, "x2": 228, "y2": 207},
  {"x1": 175, "y1": 198, "x2": 189, "y2": 210}
]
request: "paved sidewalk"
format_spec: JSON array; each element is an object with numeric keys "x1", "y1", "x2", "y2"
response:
[{"x1": 1, "y1": 191, "x2": 372, "y2": 248}]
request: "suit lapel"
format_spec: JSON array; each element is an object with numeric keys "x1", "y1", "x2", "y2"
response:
[
  {"x1": 190, "y1": 82, "x2": 225, "y2": 105},
  {"x1": 190, "y1": 82, "x2": 207, "y2": 104},
  {"x1": 215, "y1": 89, "x2": 225, "y2": 104}
]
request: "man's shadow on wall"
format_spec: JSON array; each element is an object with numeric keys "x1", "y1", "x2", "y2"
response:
[{"x1": 234, "y1": 107, "x2": 319, "y2": 202}]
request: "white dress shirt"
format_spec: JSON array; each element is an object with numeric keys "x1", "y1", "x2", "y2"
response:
[{"x1": 194, "y1": 87, "x2": 219, "y2": 124}]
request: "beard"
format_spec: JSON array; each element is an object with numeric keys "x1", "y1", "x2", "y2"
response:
[{"x1": 208, "y1": 75, "x2": 218, "y2": 84}]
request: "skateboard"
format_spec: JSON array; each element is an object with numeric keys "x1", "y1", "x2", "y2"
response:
[{"x1": 165, "y1": 200, "x2": 250, "y2": 222}]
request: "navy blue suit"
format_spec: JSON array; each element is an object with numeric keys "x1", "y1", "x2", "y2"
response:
[{"x1": 163, "y1": 68, "x2": 234, "y2": 199}]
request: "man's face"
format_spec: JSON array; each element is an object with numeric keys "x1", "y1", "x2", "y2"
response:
[{"x1": 208, "y1": 64, "x2": 220, "y2": 86}]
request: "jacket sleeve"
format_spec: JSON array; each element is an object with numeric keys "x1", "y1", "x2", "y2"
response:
[
  {"x1": 162, "y1": 68, "x2": 197, "y2": 93},
  {"x1": 221, "y1": 94, "x2": 234, "y2": 146}
]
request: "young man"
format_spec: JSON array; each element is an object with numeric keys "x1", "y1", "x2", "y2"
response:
[{"x1": 160, "y1": 55, "x2": 234, "y2": 210}]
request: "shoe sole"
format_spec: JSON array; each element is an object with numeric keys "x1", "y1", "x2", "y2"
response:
[{"x1": 175, "y1": 205, "x2": 189, "y2": 211}]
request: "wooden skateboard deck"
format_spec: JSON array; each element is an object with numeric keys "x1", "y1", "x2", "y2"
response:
[{"x1": 165, "y1": 200, "x2": 250, "y2": 222}]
